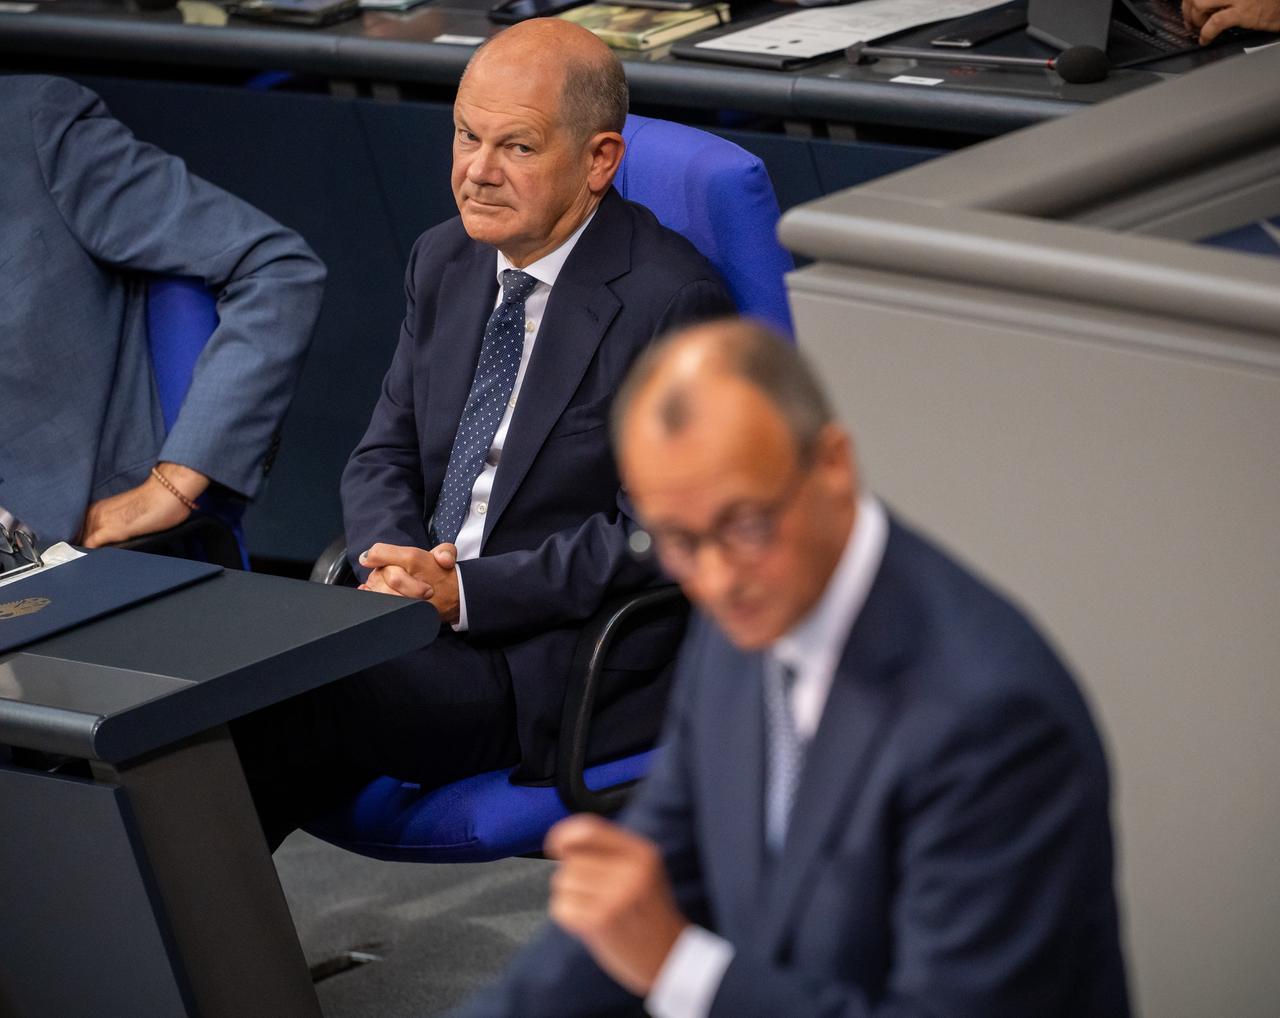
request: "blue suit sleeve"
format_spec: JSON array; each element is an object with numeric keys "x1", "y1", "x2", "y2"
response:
[{"x1": 30, "y1": 77, "x2": 325, "y2": 499}]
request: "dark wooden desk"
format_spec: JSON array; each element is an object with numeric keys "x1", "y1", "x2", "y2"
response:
[
  {"x1": 0, "y1": 0, "x2": 1221, "y2": 132},
  {"x1": 0, "y1": 568, "x2": 436, "y2": 1017}
]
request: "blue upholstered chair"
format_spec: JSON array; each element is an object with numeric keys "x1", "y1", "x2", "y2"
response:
[
  {"x1": 618, "y1": 114, "x2": 794, "y2": 334},
  {"x1": 115, "y1": 278, "x2": 248, "y2": 569},
  {"x1": 303, "y1": 116, "x2": 793, "y2": 863}
]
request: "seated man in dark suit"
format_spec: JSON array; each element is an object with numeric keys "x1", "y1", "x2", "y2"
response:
[
  {"x1": 456, "y1": 319, "x2": 1130, "y2": 1017},
  {"x1": 0, "y1": 75, "x2": 325, "y2": 548},
  {"x1": 234, "y1": 19, "x2": 732, "y2": 846}
]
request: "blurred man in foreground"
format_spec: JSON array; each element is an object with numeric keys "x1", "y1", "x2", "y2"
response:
[{"x1": 458, "y1": 319, "x2": 1129, "y2": 1018}]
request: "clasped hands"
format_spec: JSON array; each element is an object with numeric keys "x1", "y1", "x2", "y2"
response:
[
  {"x1": 545, "y1": 814, "x2": 689, "y2": 998},
  {"x1": 358, "y1": 542, "x2": 461, "y2": 625}
]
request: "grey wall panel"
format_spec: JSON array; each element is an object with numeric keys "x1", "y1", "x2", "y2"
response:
[{"x1": 789, "y1": 261, "x2": 1280, "y2": 1018}]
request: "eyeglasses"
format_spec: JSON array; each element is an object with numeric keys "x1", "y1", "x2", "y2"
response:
[
  {"x1": 0, "y1": 510, "x2": 43, "y2": 584},
  {"x1": 637, "y1": 464, "x2": 810, "y2": 581}
]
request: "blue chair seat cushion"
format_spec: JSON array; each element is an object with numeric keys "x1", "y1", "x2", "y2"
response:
[{"x1": 306, "y1": 749, "x2": 657, "y2": 863}]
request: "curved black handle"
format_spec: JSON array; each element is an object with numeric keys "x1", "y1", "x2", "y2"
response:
[
  {"x1": 556, "y1": 585, "x2": 686, "y2": 816},
  {"x1": 310, "y1": 535, "x2": 356, "y2": 586}
]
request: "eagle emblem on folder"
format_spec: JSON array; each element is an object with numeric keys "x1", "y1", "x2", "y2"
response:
[{"x1": 0, "y1": 596, "x2": 50, "y2": 620}]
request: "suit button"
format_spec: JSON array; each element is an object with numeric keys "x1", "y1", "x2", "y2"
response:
[
  {"x1": 476, "y1": 501, "x2": 488, "y2": 515},
  {"x1": 525, "y1": 319, "x2": 535, "y2": 333},
  {"x1": 508, "y1": 394, "x2": 517, "y2": 409}
]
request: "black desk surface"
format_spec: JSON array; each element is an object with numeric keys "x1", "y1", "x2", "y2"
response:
[
  {"x1": 0, "y1": 0, "x2": 1250, "y2": 133},
  {"x1": 0, "y1": 568, "x2": 436, "y2": 763}
]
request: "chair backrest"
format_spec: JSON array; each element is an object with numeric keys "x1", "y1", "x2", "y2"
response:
[
  {"x1": 146, "y1": 277, "x2": 221, "y2": 433},
  {"x1": 616, "y1": 115, "x2": 795, "y2": 337},
  {"x1": 145, "y1": 277, "x2": 248, "y2": 568}
]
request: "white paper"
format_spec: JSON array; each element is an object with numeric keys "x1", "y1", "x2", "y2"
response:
[
  {"x1": 890, "y1": 74, "x2": 944, "y2": 84},
  {"x1": 696, "y1": 0, "x2": 1007, "y2": 59},
  {"x1": 0, "y1": 543, "x2": 85, "y2": 589},
  {"x1": 434, "y1": 32, "x2": 487, "y2": 44}
]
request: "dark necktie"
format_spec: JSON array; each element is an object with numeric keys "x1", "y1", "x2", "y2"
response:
[
  {"x1": 764, "y1": 660, "x2": 804, "y2": 854},
  {"x1": 433, "y1": 268, "x2": 538, "y2": 545}
]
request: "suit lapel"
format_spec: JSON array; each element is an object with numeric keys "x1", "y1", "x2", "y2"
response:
[
  {"x1": 483, "y1": 191, "x2": 630, "y2": 542},
  {"x1": 758, "y1": 528, "x2": 914, "y2": 955},
  {"x1": 422, "y1": 242, "x2": 497, "y2": 497}
]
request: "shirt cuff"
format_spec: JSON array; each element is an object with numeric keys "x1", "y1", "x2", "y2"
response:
[
  {"x1": 452, "y1": 562, "x2": 469, "y2": 632},
  {"x1": 645, "y1": 925, "x2": 735, "y2": 1018}
]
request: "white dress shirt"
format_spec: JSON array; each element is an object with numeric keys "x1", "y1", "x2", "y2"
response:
[
  {"x1": 645, "y1": 494, "x2": 889, "y2": 1018},
  {"x1": 450, "y1": 209, "x2": 596, "y2": 631}
]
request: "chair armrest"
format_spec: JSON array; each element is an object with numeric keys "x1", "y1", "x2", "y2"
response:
[
  {"x1": 115, "y1": 513, "x2": 244, "y2": 570},
  {"x1": 310, "y1": 535, "x2": 355, "y2": 586},
  {"x1": 556, "y1": 585, "x2": 686, "y2": 817}
]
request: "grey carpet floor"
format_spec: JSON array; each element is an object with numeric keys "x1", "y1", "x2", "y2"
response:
[{"x1": 275, "y1": 831, "x2": 553, "y2": 1017}]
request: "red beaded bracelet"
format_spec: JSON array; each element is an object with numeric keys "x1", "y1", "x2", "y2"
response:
[{"x1": 151, "y1": 467, "x2": 200, "y2": 513}]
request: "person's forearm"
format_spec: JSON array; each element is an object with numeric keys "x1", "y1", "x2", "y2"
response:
[{"x1": 458, "y1": 513, "x2": 661, "y2": 638}]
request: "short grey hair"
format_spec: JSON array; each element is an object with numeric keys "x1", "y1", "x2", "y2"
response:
[
  {"x1": 562, "y1": 52, "x2": 628, "y2": 140},
  {"x1": 612, "y1": 318, "x2": 835, "y2": 463}
]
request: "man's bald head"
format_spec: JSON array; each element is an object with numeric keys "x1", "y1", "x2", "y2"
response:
[
  {"x1": 463, "y1": 21, "x2": 628, "y2": 143},
  {"x1": 612, "y1": 318, "x2": 835, "y2": 466},
  {"x1": 614, "y1": 318, "x2": 856, "y2": 649}
]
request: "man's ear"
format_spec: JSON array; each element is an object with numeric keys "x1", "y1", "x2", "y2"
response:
[
  {"x1": 814, "y1": 423, "x2": 858, "y2": 499},
  {"x1": 587, "y1": 132, "x2": 626, "y2": 194}
]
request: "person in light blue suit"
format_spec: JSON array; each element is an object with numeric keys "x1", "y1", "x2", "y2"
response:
[
  {"x1": 0, "y1": 75, "x2": 324, "y2": 547},
  {"x1": 456, "y1": 319, "x2": 1130, "y2": 1018}
]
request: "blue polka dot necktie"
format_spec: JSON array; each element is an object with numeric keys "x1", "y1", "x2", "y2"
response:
[
  {"x1": 433, "y1": 268, "x2": 538, "y2": 546},
  {"x1": 764, "y1": 660, "x2": 804, "y2": 855}
]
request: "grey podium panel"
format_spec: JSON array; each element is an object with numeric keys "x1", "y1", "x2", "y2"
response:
[
  {"x1": 780, "y1": 48, "x2": 1280, "y2": 1018},
  {"x1": 0, "y1": 764, "x2": 192, "y2": 1017},
  {"x1": 0, "y1": 568, "x2": 437, "y2": 762},
  {"x1": 0, "y1": 568, "x2": 422, "y2": 1018}
]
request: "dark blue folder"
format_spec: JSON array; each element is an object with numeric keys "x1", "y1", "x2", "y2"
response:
[{"x1": 0, "y1": 549, "x2": 221, "y2": 655}]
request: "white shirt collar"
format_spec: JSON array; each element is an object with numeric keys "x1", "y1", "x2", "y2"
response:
[
  {"x1": 495, "y1": 205, "x2": 598, "y2": 290},
  {"x1": 771, "y1": 493, "x2": 889, "y2": 738}
]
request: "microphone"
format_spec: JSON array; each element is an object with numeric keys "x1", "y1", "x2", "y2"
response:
[{"x1": 846, "y1": 42, "x2": 1111, "y2": 84}]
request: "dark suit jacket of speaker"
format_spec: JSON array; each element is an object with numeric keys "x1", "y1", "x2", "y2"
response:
[
  {"x1": 340, "y1": 188, "x2": 733, "y2": 781},
  {"x1": 457, "y1": 515, "x2": 1131, "y2": 1016}
]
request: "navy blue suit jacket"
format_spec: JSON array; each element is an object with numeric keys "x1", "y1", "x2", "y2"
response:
[
  {"x1": 340, "y1": 188, "x2": 733, "y2": 780},
  {"x1": 0, "y1": 75, "x2": 324, "y2": 543},
  {"x1": 458, "y1": 516, "x2": 1130, "y2": 1016}
]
